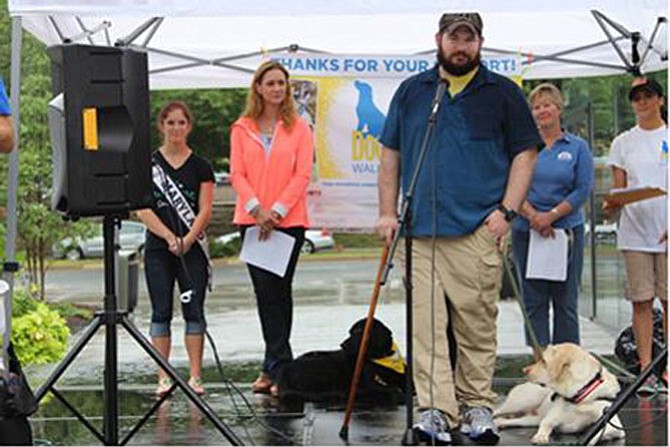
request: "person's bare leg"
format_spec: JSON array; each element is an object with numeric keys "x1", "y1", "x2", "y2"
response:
[
  {"x1": 185, "y1": 334, "x2": 204, "y2": 379},
  {"x1": 632, "y1": 300, "x2": 654, "y2": 370},
  {"x1": 153, "y1": 336, "x2": 171, "y2": 380}
]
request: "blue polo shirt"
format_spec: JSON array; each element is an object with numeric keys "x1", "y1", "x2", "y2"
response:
[
  {"x1": 380, "y1": 64, "x2": 541, "y2": 237},
  {"x1": 0, "y1": 79, "x2": 10, "y2": 116},
  {"x1": 512, "y1": 132, "x2": 594, "y2": 231}
]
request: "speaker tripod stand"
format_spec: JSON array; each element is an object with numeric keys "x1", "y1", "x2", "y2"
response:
[{"x1": 34, "y1": 215, "x2": 243, "y2": 446}]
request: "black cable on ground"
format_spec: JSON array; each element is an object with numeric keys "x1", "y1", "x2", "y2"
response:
[{"x1": 204, "y1": 329, "x2": 303, "y2": 445}]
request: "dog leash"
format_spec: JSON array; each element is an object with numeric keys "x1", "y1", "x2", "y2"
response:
[
  {"x1": 502, "y1": 250, "x2": 545, "y2": 362},
  {"x1": 592, "y1": 353, "x2": 636, "y2": 379}
]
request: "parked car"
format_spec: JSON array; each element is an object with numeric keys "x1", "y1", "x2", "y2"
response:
[
  {"x1": 52, "y1": 220, "x2": 147, "y2": 260},
  {"x1": 302, "y1": 229, "x2": 335, "y2": 253},
  {"x1": 214, "y1": 171, "x2": 231, "y2": 186},
  {"x1": 214, "y1": 229, "x2": 334, "y2": 254}
]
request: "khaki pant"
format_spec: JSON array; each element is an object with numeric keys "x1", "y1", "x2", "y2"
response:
[
  {"x1": 622, "y1": 250, "x2": 668, "y2": 302},
  {"x1": 399, "y1": 225, "x2": 502, "y2": 426}
]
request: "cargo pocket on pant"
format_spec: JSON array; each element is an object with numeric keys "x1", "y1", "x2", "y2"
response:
[{"x1": 477, "y1": 228, "x2": 502, "y2": 301}]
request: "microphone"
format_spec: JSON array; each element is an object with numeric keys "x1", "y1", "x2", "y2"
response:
[{"x1": 430, "y1": 79, "x2": 448, "y2": 119}]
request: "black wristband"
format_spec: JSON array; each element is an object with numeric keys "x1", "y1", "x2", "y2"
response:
[{"x1": 497, "y1": 204, "x2": 517, "y2": 222}]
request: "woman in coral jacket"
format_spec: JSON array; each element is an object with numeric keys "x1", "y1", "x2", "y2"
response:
[{"x1": 230, "y1": 61, "x2": 314, "y2": 397}]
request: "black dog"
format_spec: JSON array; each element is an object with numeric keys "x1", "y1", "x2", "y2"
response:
[{"x1": 278, "y1": 318, "x2": 406, "y2": 402}]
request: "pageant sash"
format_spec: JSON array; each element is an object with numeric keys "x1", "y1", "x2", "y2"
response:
[{"x1": 152, "y1": 162, "x2": 212, "y2": 288}]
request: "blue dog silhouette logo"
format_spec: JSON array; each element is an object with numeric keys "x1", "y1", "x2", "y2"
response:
[
  {"x1": 354, "y1": 80, "x2": 386, "y2": 139},
  {"x1": 351, "y1": 81, "x2": 385, "y2": 172}
]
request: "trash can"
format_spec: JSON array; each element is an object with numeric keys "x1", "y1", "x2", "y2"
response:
[{"x1": 117, "y1": 249, "x2": 139, "y2": 313}]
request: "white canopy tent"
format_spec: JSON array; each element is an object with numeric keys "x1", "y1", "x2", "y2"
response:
[
  {"x1": 7, "y1": 0, "x2": 669, "y2": 89},
  {"x1": 2, "y1": 0, "x2": 668, "y2": 357}
]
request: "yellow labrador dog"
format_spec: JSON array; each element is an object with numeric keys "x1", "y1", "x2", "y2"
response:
[{"x1": 493, "y1": 343, "x2": 625, "y2": 445}]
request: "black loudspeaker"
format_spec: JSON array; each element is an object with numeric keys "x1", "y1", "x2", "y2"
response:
[{"x1": 47, "y1": 45, "x2": 153, "y2": 218}]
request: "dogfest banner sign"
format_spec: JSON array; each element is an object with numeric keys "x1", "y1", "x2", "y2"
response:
[{"x1": 270, "y1": 54, "x2": 522, "y2": 230}]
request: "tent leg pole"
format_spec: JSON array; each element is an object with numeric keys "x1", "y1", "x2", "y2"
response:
[{"x1": 3, "y1": 16, "x2": 23, "y2": 368}]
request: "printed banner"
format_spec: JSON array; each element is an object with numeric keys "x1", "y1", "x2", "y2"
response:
[
  {"x1": 269, "y1": 53, "x2": 523, "y2": 231},
  {"x1": 273, "y1": 54, "x2": 522, "y2": 79}
]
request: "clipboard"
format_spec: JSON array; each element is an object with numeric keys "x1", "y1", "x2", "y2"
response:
[{"x1": 603, "y1": 186, "x2": 666, "y2": 207}]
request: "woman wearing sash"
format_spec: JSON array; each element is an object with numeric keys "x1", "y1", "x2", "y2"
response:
[
  {"x1": 138, "y1": 101, "x2": 214, "y2": 397},
  {"x1": 230, "y1": 61, "x2": 313, "y2": 397}
]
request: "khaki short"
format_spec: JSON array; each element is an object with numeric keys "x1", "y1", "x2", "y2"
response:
[{"x1": 622, "y1": 251, "x2": 668, "y2": 302}]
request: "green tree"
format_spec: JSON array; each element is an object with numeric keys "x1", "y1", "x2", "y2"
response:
[
  {"x1": 526, "y1": 72, "x2": 667, "y2": 156},
  {"x1": 0, "y1": 5, "x2": 93, "y2": 299},
  {"x1": 150, "y1": 88, "x2": 247, "y2": 170},
  {"x1": 0, "y1": 0, "x2": 9, "y2": 82}
]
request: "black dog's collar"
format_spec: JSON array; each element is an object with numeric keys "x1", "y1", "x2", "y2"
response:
[{"x1": 550, "y1": 367, "x2": 604, "y2": 404}]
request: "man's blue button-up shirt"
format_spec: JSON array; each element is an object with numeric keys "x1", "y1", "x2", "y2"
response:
[{"x1": 380, "y1": 64, "x2": 541, "y2": 237}]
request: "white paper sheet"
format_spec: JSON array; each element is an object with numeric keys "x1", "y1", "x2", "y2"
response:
[
  {"x1": 240, "y1": 226, "x2": 296, "y2": 277},
  {"x1": 525, "y1": 229, "x2": 568, "y2": 281}
]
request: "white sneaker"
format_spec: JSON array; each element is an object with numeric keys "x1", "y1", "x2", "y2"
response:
[
  {"x1": 460, "y1": 406, "x2": 499, "y2": 445},
  {"x1": 413, "y1": 408, "x2": 452, "y2": 445}
]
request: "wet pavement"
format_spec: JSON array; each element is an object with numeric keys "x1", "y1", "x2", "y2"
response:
[
  {"x1": 28, "y1": 379, "x2": 668, "y2": 446},
  {"x1": 25, "y1": 257, "x2": 669, "y2": 445}
]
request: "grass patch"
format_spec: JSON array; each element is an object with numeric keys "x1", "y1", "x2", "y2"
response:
[
  {"x1": 333, "y1": 232, "x2": 379, "y2": 249},
  {"x1": 49, "y1": 301, "x2": 96, "y2": 320}
]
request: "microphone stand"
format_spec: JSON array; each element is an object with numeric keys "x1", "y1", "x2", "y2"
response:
[{"x1": 380, "y1": 79, "x2": 447, "y2": 446}]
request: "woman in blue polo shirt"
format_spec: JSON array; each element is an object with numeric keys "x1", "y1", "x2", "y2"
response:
[{"x1": 511, "y1": 83, "x2": 594, "y2": 347}]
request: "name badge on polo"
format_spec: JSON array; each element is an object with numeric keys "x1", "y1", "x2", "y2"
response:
[
  {"x1": 557, "y1": 151, "x2": 573, "y2": 161},
  {"x1": 661, "y1": 140, "x2": 668, "y2": 165}
]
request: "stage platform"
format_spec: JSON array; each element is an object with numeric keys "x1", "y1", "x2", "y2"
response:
[
  {"x1": 28, "y1": 375, "x2": 667, "y2": 446},
  {"x1": 32, "y1": 260, "x2": 666, "y2": 445}
]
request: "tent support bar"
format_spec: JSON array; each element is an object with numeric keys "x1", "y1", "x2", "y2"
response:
[
  {"x1": 74, "y1": 16, "x2": 95, "y2": 45},
  {"x1": 142, "y1": 44, "x2": 332, "y2": 76},
  {"x1": 3, "y1": 16, "x2": 23, "y2": 371},
  {"x1": 416, "y1": 37, "x2": 624, "y2": 58},
  {"x1": 543, "y1": 37, "x2": 625, "y2": 58},
  {"x1": 592, "y1": 10, "x2": 632, "y2": 37},
  {"x1": 521, "y1": 54, "x2": 625, "y2": 71},
  {"x1": 639, "y1": 17, "x2": 667, "y2": 64},
  {"x1": 148, "y1": 61, "x2": 249, "y2": 75},
  {"x1": 483, "y1": 46, "x2": 626, "y2": 71},
  {"x1": 287, "y1": 45, "x2": 331, "y2": 54},
  {"x1": 115, "y1": 17, "x2": 161, "y2": 47},
  {"x1": 131, "y1": 45, "x2": 255, "y2": 75},
  {"x1": 140, "y1": 17, "x2": 163, "y2": 47},
  {"x1": 418, "y1": 45, "x2": 626, "y2": 72},
  {"x1": 47, "y1": 15, "x2": 67, "y2": 43},
  {"x1": 47, "y1": 16, "x2": 111, "y2": 45},
  {"x1": 213, "y1": 46, "x2": 296, "y2": 62},
  {"x1": 591, "y1": 10, "x2": 635, "y2": 73},
  {"x1": 103, "y1": 24, "x2": 111, "y2": 46},
  {"x1": 67, "y1": 19, "x2": 111, "y2": 44}
]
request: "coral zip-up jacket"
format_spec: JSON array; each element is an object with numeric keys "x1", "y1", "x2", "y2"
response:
[{"x1": 230, "y1": 116, "x2": 313, "y2": 228}]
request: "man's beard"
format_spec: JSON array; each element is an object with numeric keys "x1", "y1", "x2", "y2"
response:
[{"x1": 437, "y1": 49, "x2": 480, "y2": 76}]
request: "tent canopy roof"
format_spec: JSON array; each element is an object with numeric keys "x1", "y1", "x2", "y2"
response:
[{"x1": 8, "y1": 0, "x2": 668, "y2": 88}]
